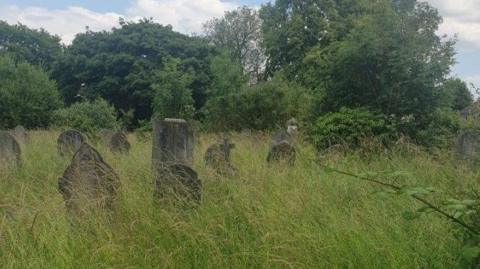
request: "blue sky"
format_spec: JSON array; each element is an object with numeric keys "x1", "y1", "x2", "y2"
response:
[{"x1": 0, "y1": 0, "x2": 479, "y2": 88}]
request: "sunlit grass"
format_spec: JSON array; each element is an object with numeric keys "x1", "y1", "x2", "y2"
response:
[{"x1": 0, "y1": 131, "x2": 476, "y2": 268}]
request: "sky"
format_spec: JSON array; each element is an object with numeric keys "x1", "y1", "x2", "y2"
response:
[{"x1": 0, "y1": 0, "x2": 479, "y2": 88}]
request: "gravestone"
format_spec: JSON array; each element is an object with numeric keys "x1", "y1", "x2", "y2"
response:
[
  {"x1": 267, "y1": 141, "x2": 296, "y2": 166},
  {"x1": 109, "y1": 131, "x2": 130, "y2": 154},
  {"x1": 152, "y1": 118, "x2": 201, "y2": 203},
  {"x1": 58, "y1": 143, "x2": 120, "y2": 213},
  {"x1": 456, "y1": 129, "x2": 480, "y2": 162},
  {"x1": 270, "y1": 130, "x2": 293, "y2": 146},
  {"x1": 57, "y1": 130, "x2": 85, "y2": 157},
  {"x1": 100, "y1": 129, "x2": 115, "y2": 145},
  {"x1": 204, "y1": 138, "x2": 236, "y2": 176},
  {"x1": 286, "y1": 118, "x2": 299, "y2": 136},
  {"x1": 0, "y1": 132, "x2": 21, "y2": 168},
  {"x1": 12, "y1": 125, "x2": 27, "y2": 144}
]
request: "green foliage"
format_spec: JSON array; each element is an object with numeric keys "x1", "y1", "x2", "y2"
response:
[
  {"x1": 52, "y1": 19, "x2": 213, "y2": 126},
  {"x1": 52, "y1": 98, "x2": 119, "y2": 134},
  {"x1": 0, "y1": 21, "x2": 62, "y2": 70},
  {"x1": 0, "y1": 55, "x2": 62, "y2": 129},
  {"x1": 204, "y1": 70, "x2": 311, "y2": 131},
  {"x1": 152, "y1": 58, "x2": 195, "y2": 120},
  {"x1": 309, "y1": 107, "x2": 391, "y2": 150},
  {"x1": 440, "y1": 78, "x2": 473, "y2": 111},
  {"x1": 414, "y1": 108, "x2": 462, "y2": 148},
  {"x1": 204, "y1": 6, "x2": 265, "y2": 81}
]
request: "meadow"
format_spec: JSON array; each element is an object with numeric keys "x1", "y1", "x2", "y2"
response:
[{"x1": 0, "y1": 131, "x2": 476, "y2": 268}]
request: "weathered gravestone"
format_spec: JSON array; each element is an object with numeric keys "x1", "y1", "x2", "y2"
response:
[
  {"x1": 11, "y1": 125, "x2": 27, "y2": 144},
  {"x1": 286, "y1": 118, "x2": 299, "y2": 136},
  {"x1": 109, "y1": 131, "x2": 130, "y2": 154},
  {"x1": 0, "y1": 132, "x2": 21, "y2": 168},
  {"x1": 204, "y1": 138, "x2": 236, "y2": 176},
  {"x1": 100, "y1": 129, "x2": 115, "y2": 145},
  {"x1": 57, "y1": 130, "x2": 85, "y2": 157},
  {"x1": 456, "y1": 129, "x2": 480, "y2": 162},
  {"x1": 267, "y1": 130, "x2": 296, "y2": 166},
  {"x1": 152, "y1": 118, "x2": 201, "y2": 202},
  {"x1": 58, "y1": 143, "x2": 120, "y2": 213}
]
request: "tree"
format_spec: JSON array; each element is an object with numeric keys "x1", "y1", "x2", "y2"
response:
[
  {"x1": 204, "y1": 6, "x2": 265, "y2": 82},
  {"x1": 202, "y1": 52, "x2": 248, "y2": 130},
  {"x1": 0, "y1": 21, "x2": 63, "y2": 71},
  {"x1": 305, "y1": 0, "x2": 455, "y2": 132},
  {"x1": 441, "y1": 78, "x2": 473, "y2": 111},
  {"x1": 52, "y1": 19, "x2": 214, "y2": 126},
  {"x1": 151, "y1": 58, "x2": 195, "y2": 120},
  {"x1": 0, "y1": 55, "x2": 62, "y2": 129},
  {"x1": 260, "y1": 0, "x2": 338, "y2": 79}
]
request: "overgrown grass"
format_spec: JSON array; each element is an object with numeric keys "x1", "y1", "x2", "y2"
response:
[{"x1": 0, "y1": 131, "x2": 478, "y2": 268}]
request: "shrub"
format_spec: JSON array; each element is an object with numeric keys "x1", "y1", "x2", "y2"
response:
[
  {"x1": 414, "y1": 108, "x2": 462, "y2": 148},
  {"x1": 204, "y1": 73, "x2": 312, "y2": 131},
  {"x1": 309, "y1": 107, "x2": 392, "y2": 151},
  {"x1": 52, "y1": 99, "x2": 119, "y2": 135},
  {"x1": 0, "y1": 55, "x2": 62, "y2": 129}
]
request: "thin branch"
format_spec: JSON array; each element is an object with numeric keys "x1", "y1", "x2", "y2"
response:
[{"x1": 321, "y1": 164, "x2": 479, "y2": 235}]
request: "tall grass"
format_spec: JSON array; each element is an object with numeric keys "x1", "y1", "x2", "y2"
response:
[{"x1": 0, "y1": 131, "x2": 477, "y2": 268}]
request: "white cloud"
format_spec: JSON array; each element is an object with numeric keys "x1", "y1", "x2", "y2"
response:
[
  {"x1": 0, "y1": 0, "x2": 237, "y2": 44},
  {"x1": 0, "y1": 5, "x2": 121, "y2": 44},
  {"x1": 427, "y1": 0, "x2": 480, "y2": 50},
  {"x1": 126, "y1": 0, "x2": 237, "y2": 34}
]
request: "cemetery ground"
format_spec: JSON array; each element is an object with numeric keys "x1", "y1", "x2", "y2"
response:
[{"x1": 0, "y1": 131, "x2": 475, "y2": 268}]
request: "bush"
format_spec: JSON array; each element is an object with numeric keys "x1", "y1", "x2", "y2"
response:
[
  {"x1": 309, "y1": 107, "x2": 392, "y2": 150},
  {"x1": 414, "y1": 108, "x2": 462, "y2": 148},
  {"x1": 204, "y1": 73, "x2": 312, "y2": 131},
  {"x1": 0, "y1": 55, "x2": 62, "y2": 129},
  {"x1": 52, "y1": 99, "x2": 119, "y2": 135}
]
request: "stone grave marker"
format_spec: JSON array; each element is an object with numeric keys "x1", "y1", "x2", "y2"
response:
[
  {"x1": 12, "y1": 125, "x2": 27, "y2": 144},
  {"x1": 109, "y1": 131, "x2": 130, "y2": 154},
  {"x1": 100, "y1": 129, "x2": 115, "y2": 145},
  {"x1": 58, "y1": 143, "x2": 120, "y2": 213},
  {"x1": 57, "y1": 130, "x2": 85, "y2": 157},
  {"x1": 152, "y1": 118, "x2": 201, "y2": 203},
  {"x1": 0, "y1": 131, "x2": 21, "y2": 168},
  {"x1": 456, "y1": 129, "x2": 480, "y2": 162},
  {"x1": 204, "y1": 138, "x2": 236, "y2": 176}
]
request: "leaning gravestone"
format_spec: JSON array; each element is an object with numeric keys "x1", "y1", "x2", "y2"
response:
[
  {"x1": 204, "y1": 138, "x2": 236, "y2": 176},
  {"x1": 109, "y1": 131, "x2": 130, "y2": 154},
  {"x1": 57, "y1": 130, "x2": 85, "y2": 157},
  {"x1": 456, "y1": 129, "x2": 480, "y2": 162},
  {"x1": 58, "y1": 143, "x2": 120, "y2": 214},
  {"x1": 12, "y1": 125, "x2": 27, "y2": 144},
  {"x1": 152, "y1": 118, "x2": 201, "y2": 202},
  {"x1": 0, "y1": 132, "x2": 21, "y2": 168}
]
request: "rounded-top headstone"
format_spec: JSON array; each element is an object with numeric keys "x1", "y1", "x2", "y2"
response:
[
  {"x1": 12, "y1": 125, "x2": 27, "y2": 144},
  {"x1": 267, "y1": 141, "x2": 296, "y2": 166},
  {"x1": 270, "y1": 130, "x2": 293, "y2": 146},
  {"x1": 204, "y1": 138, "x2": 236, "y2": 176},
  {"x1": 57, "y1": 129, "x2": 86, "y2": 157},
  {"x1": 58, "y1": 143, "x2": 120, "y2": 213},
  {"x1": 109, "y1": 131, "x2": 130, "y2": 153},
  {"x1": 154, "y1": 163, "x2": 202, "y2": 203},
  {"x1": 100, "y1": 129, "x2": 115, "y2": 145},
  {"x1": 0, "y1": 131, "x2": 21, "y2": 168}
]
